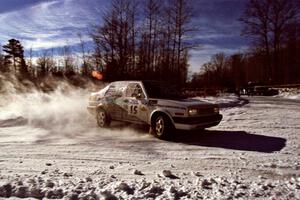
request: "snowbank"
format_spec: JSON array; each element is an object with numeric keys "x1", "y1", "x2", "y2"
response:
[
  {"x1": 277, "y1": 88, "x2": 300, "y2": 100},
  {"x1": 1, "y1": 172, "x2": 299, "y2": 199}
]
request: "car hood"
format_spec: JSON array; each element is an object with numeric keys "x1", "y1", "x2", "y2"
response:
[{"x1": 151, "y1": 98, "x2": 216, "y2": 108}]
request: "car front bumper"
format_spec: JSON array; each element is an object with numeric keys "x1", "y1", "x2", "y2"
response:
[{"x1": 173, "y1": 114, "x2": 223, "y2": 130}]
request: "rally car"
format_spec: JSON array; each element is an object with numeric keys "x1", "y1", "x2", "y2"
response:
[{"x1": 87, "y1": 81, "x2": 222, "y2": 139}]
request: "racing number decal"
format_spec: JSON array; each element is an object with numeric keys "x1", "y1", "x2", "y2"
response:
[{"x1": 129, "y1": 105, "x2": 138, "y2": 115}]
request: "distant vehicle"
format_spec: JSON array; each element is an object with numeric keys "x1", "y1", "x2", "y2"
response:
[
  {"x1": 243, "y1": 82, "x2": 279, "y2": 96},
  {"x1": 253, "y1": 86, "x2": 279, "y2": 96},
  {"x1": 87, "y1": 81, "x2": 222, "y2": 139}
]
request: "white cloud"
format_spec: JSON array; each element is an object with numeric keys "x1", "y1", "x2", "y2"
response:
[
  {"x1": 0, "y1": 0, "x2": 101, "y2": 49},
  {"x1": 22, "y1": 36, "x2": 93, "y2": 50}
]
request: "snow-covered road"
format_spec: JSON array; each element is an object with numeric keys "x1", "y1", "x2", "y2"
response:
[{"x1": 0, "y1": 96, "x2": 299, "y2": 199}]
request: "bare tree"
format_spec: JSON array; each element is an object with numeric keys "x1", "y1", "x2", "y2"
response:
[
  {"x1": 173, "y1": 0, "x2": 193, "y2": 83},
  {"x1": 284, "y1": 21, "x2": 300, "y2": 83},
  {"x1": 240, "y1": 0, "x2": 298, "y2": 84},
  {"x1": 229, "y1": 53, "x2": 245, "y2": 89},
  {"x1": 240, "y1": 0, "x2": 272, "y2": 81},
  {"x1": 158, "y1": 0, "x2": 174, "y2": 78},
  {"x1": 78, "y1": 33, "x2": 90, "y2": 76},
  {"x1": 91, "y1": 0, "x2": 193, "y2": 84},
  {"x1": 36, "y1": 49, "x2": 55, "y2": 78},
  {"x1": 62, "y1": 44, "x2": 75, "y2": 75},
  {"x1": 27, "y1": 47, "x2": 36, "y2": 78},
  {"x1": 269, "y1": 0, "x2": 297, "y2": 83},
  {"x1": 128, "y1": 0, "x2": 138, "y2": 75},
  {"x1": 92, "y1": 0, "x2": 138, "y2": 81},
  {"x1": 144, "y1": 0, "x2": 160, "y2": 72}
]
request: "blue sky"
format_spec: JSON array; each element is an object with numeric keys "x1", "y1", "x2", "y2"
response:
[{"x1": 0, "y1": 0, "x2": 249, "y2": 73}]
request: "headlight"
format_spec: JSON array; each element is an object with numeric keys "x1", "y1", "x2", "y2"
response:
[
  {"x1": 188, "y1": 108, "x2": 198, "y2": 116},
  {"x1": 214, "y1": 107, "x2": 219, "y2": 113}
]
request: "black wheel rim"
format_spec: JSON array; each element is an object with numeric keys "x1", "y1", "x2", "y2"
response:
[
  {"x1": 97, "y1": 111, "x2": 106, "y2": 127},
  {"x1": 155, "y1": 116, "x2": 164, "y2": 136}
]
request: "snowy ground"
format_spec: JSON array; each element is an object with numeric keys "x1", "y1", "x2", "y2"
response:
[
  {"x1": 0, "y1": 88, "x2": 300, "y2": 199},
  {"x1": 194, "y1": 94, "x2": 248, "y2": 108}
]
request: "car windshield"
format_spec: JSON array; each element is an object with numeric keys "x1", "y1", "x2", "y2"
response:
[{"x1": 143, "y1": 81, "x2": 184, "y2": 99}]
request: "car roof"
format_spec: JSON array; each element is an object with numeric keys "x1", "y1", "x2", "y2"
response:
[
  {"x1": 112, "y1": 80, "x2": 167, "y2": 86},
  {"x1": 111, "y1": 80, "x2": 141, "y2": 84}
]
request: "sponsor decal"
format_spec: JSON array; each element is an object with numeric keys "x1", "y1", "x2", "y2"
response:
[
  {"x1": 140, "y1": 106, "x2": 147, "y2": 112},
  {"x1": 129, "y1": 99, "x2": 139, "y2": 105}
]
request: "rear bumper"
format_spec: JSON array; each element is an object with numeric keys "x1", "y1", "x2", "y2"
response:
[
  {"x1": 173, "y1": 114, "x2": 222, "y2": 130},
  {"x1": 87, "y1": 106, "x2": 97, "y2": 115}
]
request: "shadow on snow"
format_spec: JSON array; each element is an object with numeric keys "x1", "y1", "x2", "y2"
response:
[{"x1": 169, "y1": 129, "x2": 286, "y2": 153}]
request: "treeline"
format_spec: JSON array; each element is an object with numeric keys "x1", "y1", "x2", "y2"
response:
[
  {"x1": 0, "y1": 39, "x2": 87, "y2": 88},
  {"x1": 91, "y1": 0, "x2": 193, "y2": 84},
  {"x1": 0, "y1": 38, "x2": 106, "y2": 91},
  {"x1": 0, "y1": 0, "x2": 193, "y2": 86},
  {"x1": 191, "y1": 0, "x2": 300, "y2": 89}
]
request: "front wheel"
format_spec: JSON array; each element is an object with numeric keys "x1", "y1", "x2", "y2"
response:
[
  {"x1": 150, "y1": 115, "x2": 173, "y2": 139},
  {"x1": 96, "y1": 108, "x2": 111, "y2": 127}
]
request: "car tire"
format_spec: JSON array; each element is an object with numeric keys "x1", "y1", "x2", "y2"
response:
[
  {"x1": 150, "y1": 114, "x2": 173, "y2": 139},
  {"x1": 96, "y1": 108, "x2": 111, "y2": 127}
]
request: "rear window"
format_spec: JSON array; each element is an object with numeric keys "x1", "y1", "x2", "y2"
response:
[
  {"x1": 105, "y1": 85, "x2": 116, "y2": 96},
  {"x1": 104, "y1": 82, "x2": 127, "y2": 97}
]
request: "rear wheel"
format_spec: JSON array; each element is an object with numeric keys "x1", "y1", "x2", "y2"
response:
[
  {"x1": 96, "y1": 108, "x2": 111, "y2": 127},
  {"x1": 150, "y1": 114, "x2": 173, "y2": 139}
]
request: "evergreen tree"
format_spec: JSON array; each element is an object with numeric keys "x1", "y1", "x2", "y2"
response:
[
  {"x1": 2, "y1": 39, "x2": 29, "y2": 78},
  {"x1": 0, "y1": 46, "x2": 8, "y2": 73}
]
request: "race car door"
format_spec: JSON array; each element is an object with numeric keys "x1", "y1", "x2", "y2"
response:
[
  {"x1": 122, "y1": 83, "x2": 149, "y2": 123},
  {"x1": 104, "y1": 83, "x2": 124, "y2": 120}
]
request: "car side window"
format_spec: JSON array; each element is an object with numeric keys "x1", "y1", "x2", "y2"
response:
[
  {"x1": 126, "y1": 83, "x2": 145, "y2": 99},
  {"x1": 104, "y1": 85, "x2": 116, "y2": 97},
  {"x1": 117, "y1": 85, "x2": 126, "y2": 97},
  {"x1": 105, "y1": 83, "x2": 126, "y2": 97}
]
